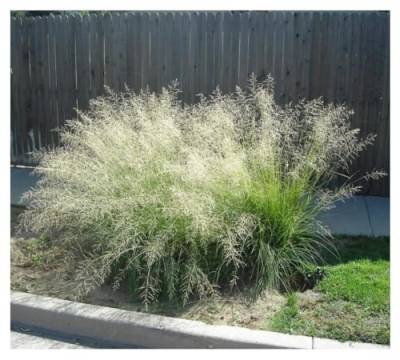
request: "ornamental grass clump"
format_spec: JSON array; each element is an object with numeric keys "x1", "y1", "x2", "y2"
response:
[{"x1": 18, "y1": 76, "x2": 384, "y2": 305}]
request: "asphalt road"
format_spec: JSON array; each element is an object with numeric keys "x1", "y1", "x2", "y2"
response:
[
  {"x1": 10, "y1": 323, "x2": 138, "y2": 349},
  {"x1": 11, "y1": 331, "x2": 90, "y2": 349}
]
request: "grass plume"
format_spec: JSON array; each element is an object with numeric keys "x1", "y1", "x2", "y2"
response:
[{"x1": 18, "y1": 75, "x2": 384, "y2": 305}]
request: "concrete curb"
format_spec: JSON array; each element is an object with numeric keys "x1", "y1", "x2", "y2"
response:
[{"x1": 10, "y1": 291, "x2": 389, "y2": 349}]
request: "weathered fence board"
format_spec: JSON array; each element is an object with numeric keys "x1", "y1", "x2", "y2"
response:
[{"x1": 10, "y1": 11, "x2": 390, "y2": 196}]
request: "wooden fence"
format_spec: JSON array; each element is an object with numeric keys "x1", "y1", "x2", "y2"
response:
[{"x1": 10, "y1": 11, "x2": 389, "y2": 196}]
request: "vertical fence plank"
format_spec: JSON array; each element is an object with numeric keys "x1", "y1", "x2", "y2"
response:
[
  {"x1": 167, "y1": 12, "x2": 176, "y2": 86},
  {"x1": 132, "y1": 12, "x2": 142, "y2": 92},
  {"x1": 11, "y1": 18, "x2": 19, "y2": 161},
  {"x1": 126, "y1": 12, "x2": 135, "y2": 90},
  {"x1": 47, "y1": 15, "x2": 59, "y2": 146},
  {"x1": 342, "y1": 12, "x2": 354, "y2": 105},
  {"x1": 293, "y1": 11, "x2": 303, "y2": 102},
  {"x1": 88, "y1": 14, "x2": 98, "y2": 100},
  {"x1": 238, "y1": 12, "x2": 249, "y2": 87},
  {"x1": 206, "y1": 12, "x2": 216, "y2": 93},
  {"x1": 254, "y1": 11, "x2": 266, "y2": 82},
  {"x1": 329, "y1": 12, "x2": 342, "y2": 102},
  {"x1": 150, "y1": 12, "x2": 161, "y2": 93},
  {"x1": 54, "y1": 16, "x2": 66, "y2": 128},
  {"x1": 27, "y1": 16, "x2": 38, "y2": 151},
  {"x1": 230, "y1": 12, "x2": 240, "y2": 88},
  {"x1": 189, "y1": 12, "x2": 199, "y2": 101},
  {"x1": 16, "y1": 16, "x2": 28, "y2": 160},
  {"x1": 28, "y1": 17, "x2": 41, "y2": 150},
  {"x1": 23, "y1": 17, "x2": 33, "y2": 157},
  {"x1": 181, "y1": 12, "x2": 191, "y2": 103},
  {"x1": 214, "y1": 12, "x2": 224, "y2": 89},
  {"x1": 221, "y1": 11, "x2": 232, "y2": 93},
  {"x1": 103, "y1": 12, "x2": 113, "y2": 89},
  {"x1": 140, "y1": 12, "x2": 150, "y2": 89},
  {"x1": 363, "y1": 12, "x2": 384, "y2": 194},
  {"x1": 309, "y1": 12, "x2": 322, "y2": 99},
  {"x1": 171, "y1": 12, "x2": 183, "y2": 89},
  {"x1": 300, "y1": 12, "x2": 313, "y2": 100},
  {"x1": 336, "y1": 12, "x2": 350, "y2": 103},
  {"x1": 382, "y1": 13, "x2": 389, "y2": 196},
  {"x1": 380, "y1": 13, "x2": 390, "y2": 196},
  {"x1": 159, "y1": 12, "x2": 170, "y2": 88},
  {"x1": 110, "y1": 12, "x2": 121, "y2": 91},
  {"x1": 110, "y1": 13, "x2": 122, "y2": 91},
  {"x1": 197, "y1": 12, "x2": 207, "y2": 95},
  {"x1": 263, "y1": 12, "x2": 273, "y2": 77},
  {"x1": 76, "y1": 15, "x2": 91, "y2": 111},
  {"x1": 350, "y1": 13, "x2": 367, "y2": 184},
  {"x1": 273, "y1": 12, "x2": 285, "y2": 103},
  {"x1": 348, "y1": 12, "x2": 361, "y2": 107},
  {"x1": 39, "y1": 17, "x2": 51, "y2": 148},
  {"x1": 282, "y1": 11, "x2": 294, "y2": 103},
  {"x1": 355, "y1": 10, "x2": 370, "y2": 180},
  {"x1": 95, "y1": 14, "x2": 105, "y2": 96},
  {"x1": 318, "y1": 12, "x2": 330, "y2": 102},
  {"x1": 357, "y1": 12, "x2": 369, "y2": 108},
  {"x1": 118, "y1": 13, "x2": 128, "y2": 92},
  {"x1": 67, "y1": 15, "x2": 78, "y2": 121},
  {"x1": 247, "y1": 12, "x2": 257, "y2": 80},
  {"x1": 38, "y1": 17, "x2": 49, "y2": 148}
]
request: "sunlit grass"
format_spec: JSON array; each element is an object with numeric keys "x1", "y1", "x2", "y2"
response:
[
  {"x1": 270, "y1": 236, "x2": 390, "y2": 344},
  {"x1": 17, "y1": 76, "x2": 384, "y2": 305}
]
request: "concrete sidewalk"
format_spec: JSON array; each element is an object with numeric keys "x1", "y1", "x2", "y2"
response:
[
  {"x1": 11, "y1": 166, "x2": 389, "y2": 237},
  {"x1": 319, "y1": 196, "x2": 389, "y2": 236},
  {"x1": 11, "y1": 166, "x2": 38, "y2": 206}
]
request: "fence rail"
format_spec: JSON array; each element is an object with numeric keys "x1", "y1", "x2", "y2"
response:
[{"x1": 10, "y1": 11, "x2": 390, "y2": 195}]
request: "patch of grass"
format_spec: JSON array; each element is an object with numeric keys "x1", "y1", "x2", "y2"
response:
[
  {"x1": 316, "y1": 259, "x2": 389, "y2": 312},
  {"x1": 327, "y1": 236, "x2": 389, "y2": 264},
  {"x1": 269, "y1": 236, "x2": 390, "y2": 344},
  {"x1": 269, "y1": 293, "x2": 300, "y2": 332},
  {"x1": 315, "y1": 235, "x2": 390, "y2": 312},
  {"x1": 272, "y1": 298, "x2": 389, "y2": 344}
]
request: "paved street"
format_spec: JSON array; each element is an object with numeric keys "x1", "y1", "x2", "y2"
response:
[{"x1": 11, "y1": 331, "x2": 90, "y2": 349}]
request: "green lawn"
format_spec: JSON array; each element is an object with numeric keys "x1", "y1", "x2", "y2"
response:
[{"x1": 269, "y1": 236, "x2": 390, "y2": 344}]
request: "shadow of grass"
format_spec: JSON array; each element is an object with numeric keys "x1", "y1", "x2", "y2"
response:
[
  {"x1": 11, "y1": 205, "x2": 26, "y2": 238},
  {"x1": 325, "y1": 236, "x2": 390, "y2": 265}
]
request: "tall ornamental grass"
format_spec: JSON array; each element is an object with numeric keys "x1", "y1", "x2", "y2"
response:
[{"x1": 18, "y1": 76, "x2": 384, "y2": 304}]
